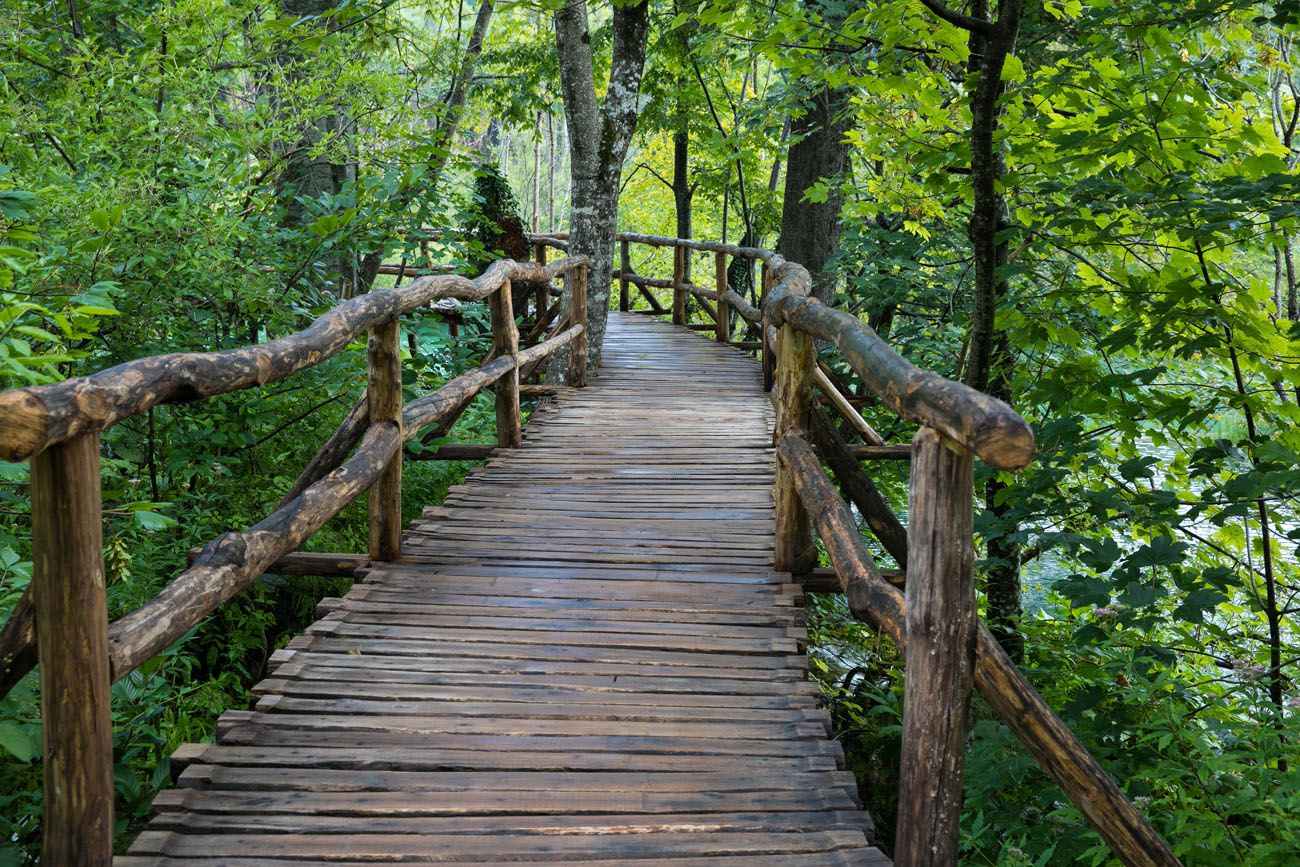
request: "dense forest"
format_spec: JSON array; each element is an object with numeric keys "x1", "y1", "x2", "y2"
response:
[{"x1": 2, "y1": 0, "x2": 1299, "y2": 863}]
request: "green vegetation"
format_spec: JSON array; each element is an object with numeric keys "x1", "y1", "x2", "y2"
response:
[{"x1": 2, "y1": 0, "x2": 1300, "y2": 863}]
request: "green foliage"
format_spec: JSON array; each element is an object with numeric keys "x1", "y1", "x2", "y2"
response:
[{"x1": 4, "y1": 0, "x2": 1300, "y2": 862}]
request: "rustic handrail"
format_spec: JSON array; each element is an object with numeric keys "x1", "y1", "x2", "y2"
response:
[
  {"x1": 777, "y1": 433, "x2": 1181, "y2": 867},
  {"x1": 0, "y1": 256, "x2": 587, "y2": 463},
  {"x1": 0, "y1": 252, "x2": 589, "y2": 865}
]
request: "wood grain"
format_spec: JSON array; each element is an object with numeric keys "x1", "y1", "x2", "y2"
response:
[
  {"x1": 896, "y1": 428, "x2": 976, "y2": 867},
  {"x1": 367, "y1": 319, "x2": 403, "y2": 561},
  {"x1": 32, "y1": 433, "x2": 113, "y2": 865}
]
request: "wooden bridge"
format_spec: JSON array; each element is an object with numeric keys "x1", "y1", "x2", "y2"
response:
[{"x1": 0, "y1": 234, "x2": 1179, "y2": 866}]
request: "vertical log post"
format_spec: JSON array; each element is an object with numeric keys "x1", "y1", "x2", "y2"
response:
[
  {"x1": 619, "y1": 239, "x2": 631, "y2": 312},
  {"x1": 367, "y1": 317, "x2": 403, "y2": 561},
  {"x1": 715, "y1": 251, "x2": 730, "y2": 344},
  {"x1": 672, "y1": 244, "x2": 687, "y2": 326},
  {"x1": 533, "y1": 242, "x2": 549, "y2": 325},
  {"x1": 760, "y1": 262, "x2": 775, "y2": 391},
  {"x1": 32, "y1": 432, "x2": 114, "y2": 865},
  {"x1": 773, "y1": 308, "x2": 817, "y2": 575},
  {"x1": 568, "y1": 264, "x2": 589, "y2": 387},
  {"x1": 896, "y1": 426, "x2": 977, "y2": 867},
  {"x1": 490, "y1": 280, "x2": 522, "y2": 447}
]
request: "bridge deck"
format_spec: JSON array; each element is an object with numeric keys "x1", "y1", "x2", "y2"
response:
[{"x1": 122, "y1": 312, "x2": 888, "y2": 865}]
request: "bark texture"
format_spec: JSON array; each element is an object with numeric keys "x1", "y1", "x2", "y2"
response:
[
  {"x1": 552, "y1": 0, "x2": 650, "y2": 372},
  {"x1": 778, "y1": 85, "x2": 852, "y2": 303}
]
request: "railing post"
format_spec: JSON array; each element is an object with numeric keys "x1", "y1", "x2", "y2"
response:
[
  {"x1": 367, "y1": 317, "x2": 403, "y2": 561},
  {"x1": 489, "y1": 279, "x2": 522, "y2": 446},
  {"x1": 761, "y1": 262, "x2": 775, "y2": 391},
  {"x1": 619, "y1": 239, "x2": 631, "y2": 312},
  {"x1": 32, "y1": 432, "x2": 114, "y2": 865},
  {"x1": 568, "y1": 264, "x2": 589, "y2": 387},
  {"x1": 672, "y1": 244, "x2": 687, "y2": 326},
  {"x1": 533, "y1": 241, "x2": 549, "y2": 325},
  {"x1": 773, "y1": 308, "x2": 816, "y2": 576},
  {"x1": 897, "y1": 426, "x2": 976, "y2": 867},
  {"x1": 715, "y1": 251, "x2": 730, "y2": 344}
]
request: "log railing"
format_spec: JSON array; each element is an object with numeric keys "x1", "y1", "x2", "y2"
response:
[
  {"x1": 530, "y1": 230, "x2": 1180, "y2": 867},
  {"x1": 0, "y1": 253, "x2": 589, "y2": 865}
]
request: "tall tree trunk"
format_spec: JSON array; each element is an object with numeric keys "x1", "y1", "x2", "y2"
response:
[
  {"x1": 532, "y1": 111, "x2": 542, "y2": 233},
  {"x1": 777, "y1": 85, "x2": 851, "y2": 303},
  {"x1": 552, "y1": 0, "x2": 651, "y2": 372},
  {"x1": 673, "y1": 127, "x2": 691, "y2": 271},
  {"x1": 547, "y1": 111, "x2": 556, "y2": 231},
  {"x1": 922, "y1": 0, "x2": 1025, "y2": 660}
]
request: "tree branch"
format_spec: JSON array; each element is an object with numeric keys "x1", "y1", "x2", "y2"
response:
[{"x1": 917, "y1": 0, "x2": 995, "y2": 35}]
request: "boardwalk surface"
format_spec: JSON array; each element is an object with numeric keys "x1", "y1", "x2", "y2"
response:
[{"x1": 122, "y1": 312, "x2": 889, "y2": 865}]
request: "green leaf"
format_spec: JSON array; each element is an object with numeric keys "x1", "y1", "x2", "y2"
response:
[{"x1": 0, "y1": 720, "x2": 39, "y2": 762}]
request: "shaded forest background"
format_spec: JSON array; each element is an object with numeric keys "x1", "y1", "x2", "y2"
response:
[{"x1": 2, "y1": 0, "x2": 1300, "y2": 863}]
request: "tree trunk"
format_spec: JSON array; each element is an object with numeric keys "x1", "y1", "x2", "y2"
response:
[
  {"x1": 673, "y1": 128, "x2": 691, "y2": 277},
  {"x1": 921, "y1": 0, "x2": 1025, "y2": 659},
  {"x1": 552, "y1": 0, "x2": 650, "y2": 372},
  {"x1": 777, "y1": 85, "x2": 851, "y2": 303}
]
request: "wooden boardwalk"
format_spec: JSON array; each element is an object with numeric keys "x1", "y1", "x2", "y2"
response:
[{"x1": 122, "y1": 312, "x2": 888, "y2": 865}]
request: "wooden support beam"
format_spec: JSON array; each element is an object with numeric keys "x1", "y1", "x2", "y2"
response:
[
  {"x1": 409, "y1": 443, "x2": 497, "y2": 461},
  {"x1": 32, "y1": 432, "x2": 113, "y2": 865},
  {"x1": 524, "y1": 298, "x2": 563, "y2": 346},
  {"x1": 774, "y1": 314, "x2": 817, "y2": 575},
  {"x1": 533, "y1": 242, "x2": 549, "y2": 321},
  {"x1": 186, "y1": 549, "x2": 364, "y2": 576},
  {"x1": 803, "y1": 566, "x2": 904, "y2": 593},
  {"x1": 278, "y1": 393, "x2": 368, "y2": 508},
  {"x1": 715, "y1": 252, "x2": 730, "y2": 344},
  {"x1": 809, "y1": 408, "x2": 909, "y2": 567},
  {"x1": 896, "y1": 428, "x2": 976, "y2": 867},
  {"x1": 367, "y1": 319, "x2": 402, "y2": 562},
  {"x1": 520, "y1": 384, "x2": 573, "y2": 397},
  {"x1": 848, "y1": 444, "x2": 912, "y2": 460},
  {"x1": 815, "y1": 367, "x2": 886, "y2": 446},
  {"x1": 637, "y1": 283, "x2": 666, "y2": 314},
  {"x1": 671, "y1": 244, "x2": 687, "y2": 326},
  {"x1": 567, "y1": 265, "x2": 589, "y2": 387},
  {"x1": 619, "y1": 239, "x2": 631, "y2": 311},
  {"x1": 761, "y1": 263, "x2": 775, "y2": 392},
  {"x1": 489, "y1": 280, "x2": 522, "y2": 448}
]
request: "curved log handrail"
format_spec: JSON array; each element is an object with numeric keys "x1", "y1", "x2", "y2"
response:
[
  {"x1": 767, "y1": 290, "x2": 1034, "y2": 470},
  {"x1": 0, "y1": 320, "x2": 584, "y2": 695},
  {"x1": 0, "y1": 256, "x2": 589, "y2": 462}
]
